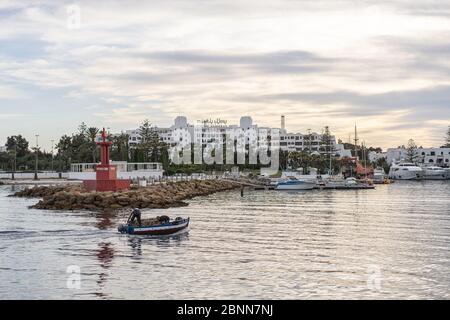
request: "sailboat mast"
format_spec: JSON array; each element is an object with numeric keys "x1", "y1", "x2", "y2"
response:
[{"x1": 363, "y1": 141, "x2": 367, "y2": 179}]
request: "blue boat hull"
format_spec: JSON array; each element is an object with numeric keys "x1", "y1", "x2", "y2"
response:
[{"x1": 118, "y1": 218, "x2": 190, "y2": 235}]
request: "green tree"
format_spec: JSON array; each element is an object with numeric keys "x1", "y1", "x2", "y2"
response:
[
  {"x1": 78, "y1": 122, "x2": 88, "y2": 136},
  {"x1": 406, "y1": 139, "x2": 418, "y2": 163},
  {"x1": 288, "y1": 151, "x2": 312, "y2": 174},
  {"x1": 111, "y1": 133, "x2": 130, "y2": 161},
  {"x1": 320, "y1": 126, "x2": 335, "y2": 174},
  {"x1": 279, "y1": 150, "x2": 289, "y2": 171},
  {"x1": 56, "y1": 135, "x2": 73, "y2": 170},
  {"x1": 6, "y1": 135, "x2": 29, "y2": 157},
  {"x1": 138, "y1": 120, "x2": 161, "y2": 162},
  {"x1": 374, "y1": 157, "x2": 390, "y2": 174},
  {"x1": 0, "y1": 152, "x2": 10, "y2": 171},
  {"x1": 71, "y1": 133, "x2": 91, "y2": 163},
  {"x1": 86, "y1": 127, "x2": 99, "y2": 163}
]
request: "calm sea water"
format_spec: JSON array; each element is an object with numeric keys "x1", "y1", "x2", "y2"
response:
[{"x1": 0, "y1": 181, "x2": 449, "y2": 300}]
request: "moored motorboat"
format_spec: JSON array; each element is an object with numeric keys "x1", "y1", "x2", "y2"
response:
[
  {"x1": 118, "y1": 216, "x2": 190, "y2": 235},
  {"x1": 321, "y1": 177, "x2": 375, "y2": 189},
  {"x1": 373, "y1": 168, "x2": 391, "y2": 184},
  {"x1": 388, "y1": 162, "x2": 423, "y2": 180},
  {"x1": 446, "y1": 168, "x2": 450, "y2": 180},
  {"x1": 423, "y1": 166, "x2": 447, "y2": 180},
  {"x1": 275, "y1": 176, "x2": 315, "y2": 190}
]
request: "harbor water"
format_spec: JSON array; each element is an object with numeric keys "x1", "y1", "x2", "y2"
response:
[{"x1": 0, "y1": 181, "x2": 449, "y2": 299}]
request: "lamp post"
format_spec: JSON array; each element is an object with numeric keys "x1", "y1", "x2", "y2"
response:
[
  {"x1": 11, "y1": 143, "x2": 17, "y2": 180},
  {"x1": 34, "y1": 134, "x2": 39, "y2": 180},
  {"x1": 51, "y1": 139, "x2": 54, "y2": 173},
  {"x1": 14, "y1": 144, "x2": 17, "y2": 173}
]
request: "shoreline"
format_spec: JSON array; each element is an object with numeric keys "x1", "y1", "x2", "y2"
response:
[{"x1": 11, "y1": 179, "x2": 242, "y2": 211}]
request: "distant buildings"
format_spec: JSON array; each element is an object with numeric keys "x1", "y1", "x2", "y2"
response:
[
  {"x1": 0, "y1": 146, "x2": 7, "y2": 153},
  {"x1": 123, "y1": 116, "x2": 352, "y2": 159},
  {"x1": 368, "y1": 151, "x2": 387, "y2": 163},
  {"x1": 370, "y1": 147, "x2": 450, "y2": 167},
  {"x1": 279, "y1": 130, "x2": 351, "y2": 158}
]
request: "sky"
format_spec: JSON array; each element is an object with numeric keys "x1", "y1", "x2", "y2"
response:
[{"x1": 0, "y1": 0, "x2": 449, "y2": 151}]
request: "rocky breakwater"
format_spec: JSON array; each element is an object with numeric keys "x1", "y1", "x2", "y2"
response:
[{"x1": 12, "y1": 180, "x2": 241, "y2": 211}]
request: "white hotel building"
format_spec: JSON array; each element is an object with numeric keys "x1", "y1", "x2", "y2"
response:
[{"x1": 125, "y1": 116, "x2": 352, "y2": 158}]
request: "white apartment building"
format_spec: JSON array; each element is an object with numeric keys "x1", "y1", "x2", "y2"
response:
[
  {"x1": 0, "y1": 146, "x2": 7, "y2": 153},
  {"x1": 124, "y1": 116, "x2": 352, "y2": 158},
  {"x1": 378, "y1": 147, "x2": 450, "y2": 167},
  {"x1": 368, "y1": 151, "x2": 387, "y2": 163}
]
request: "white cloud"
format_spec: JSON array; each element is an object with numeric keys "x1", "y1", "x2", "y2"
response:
[{"x1": 0, "y1": 0, "x2": 449, "y2": 148}]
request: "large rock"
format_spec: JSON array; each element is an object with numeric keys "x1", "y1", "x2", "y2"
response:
[{"x1": 17, "y1": 179, "x2": 242, "y2": 211}]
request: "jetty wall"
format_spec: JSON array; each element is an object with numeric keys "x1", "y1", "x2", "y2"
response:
[{"x1": 12, "y1": 179, "x2": 242, "y2": 211}]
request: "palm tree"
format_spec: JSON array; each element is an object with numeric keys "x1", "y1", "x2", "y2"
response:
[
  {"x1": 288, "y1": 151, "x2": 312, "y2": 174},
  {"x1": 112, "y1": 133, "x2": 130, "y2": 161},
  {"x1": 279, "y1": 150, "x2": 289, "y2": 170},
  {"x1": 87, "y1": 127, "x2": 99, "y2": 163}
]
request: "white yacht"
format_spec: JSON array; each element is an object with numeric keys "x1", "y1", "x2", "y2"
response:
[
  {"x1": 389, "y1": 163, "x2": 424, "y2": 180},
  {"x1": 423, "y1": 166, "x2": 447, "y2": 180},
  {"x1": 275, "y1": 176, "x2": 316, "y2": 190}
]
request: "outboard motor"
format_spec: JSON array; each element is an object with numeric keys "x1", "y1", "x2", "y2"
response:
[
  {"x1": 174, "y1": 217, "x2": 184, "y2": 225},
  {"x1": 118, "y1": 224, "x2": 128, "y2": 233}
]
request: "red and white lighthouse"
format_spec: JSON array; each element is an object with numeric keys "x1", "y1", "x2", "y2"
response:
[{"x1": 83, "y1": 128, "x2": 131, "y2": 192}]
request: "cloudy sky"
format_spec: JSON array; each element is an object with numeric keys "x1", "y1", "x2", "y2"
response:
[{"x1": 0, "y1": 0, "x2": 449, "y2": 150}]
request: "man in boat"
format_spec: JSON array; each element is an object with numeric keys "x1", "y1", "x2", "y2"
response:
[{"x1": 128, "y1": 208, "x2": 142, "y2": 226}]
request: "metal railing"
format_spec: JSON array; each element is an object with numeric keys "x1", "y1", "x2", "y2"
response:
[{"x1": 70, "y1": 162, "x2": 163, "y2": 173}]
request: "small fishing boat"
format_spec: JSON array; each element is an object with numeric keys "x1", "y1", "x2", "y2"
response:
[{"x1": 118, "y1": 216, "x2": 190, "y2": 235}]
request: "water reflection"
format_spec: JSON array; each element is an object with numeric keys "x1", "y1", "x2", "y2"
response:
[
  {"x1": 95, "y1": 242, "x2": 115, "y2": 298},
  {"x1": 128, "y1": 237, "x2": 143, "y2": 260},
  {"x1": 127, "y1": 231, "x2": 190, "y2": 260},
  {"x1": 95, "y1": 211, "x2": 116, "y2": 230},
  {"x1": 1, "y1": 182, "x2": 450, "y2": 299}
]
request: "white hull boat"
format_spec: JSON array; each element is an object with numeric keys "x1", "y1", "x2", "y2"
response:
[
  {"x1": 423, "y1": 166, "x2": 447, "y2": 180},
  {"x1": 276, "y1": 177, "x2": 315, "y2": 190},
  {"x1": 389, "y1": 163, "x2": 424, "y2": 180}
]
